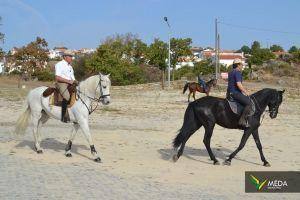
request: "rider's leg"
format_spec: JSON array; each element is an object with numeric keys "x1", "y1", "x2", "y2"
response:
[
  {"x1": 56, "y1": 83, "x2": 70, "y2": 123},
  {"x1": 232, "y1": 92, "x2": 251, "y2": 127}
]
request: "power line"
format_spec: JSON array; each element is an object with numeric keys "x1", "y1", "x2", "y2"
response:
[{"x1": 219, "y1": 22, "x2": 300, "y2": 35}]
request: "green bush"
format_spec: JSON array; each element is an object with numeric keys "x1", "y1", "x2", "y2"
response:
[
  {"x1": 173, "y1": 66, "x2": 195, "y2": 80},
  {"x1": 32, "y1": 68, "x2": 54, "y2": 81}
]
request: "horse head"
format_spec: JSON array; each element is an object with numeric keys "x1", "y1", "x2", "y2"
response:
[
  {"x1": 98, "y1": 73, "x2": 111, "y2": 105},
  {"x1": 268, "y1": 89, "x2": 285, "y2": 119}
]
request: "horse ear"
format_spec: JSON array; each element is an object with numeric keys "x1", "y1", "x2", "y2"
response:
[
  {"x1": 107, "y1": 73, "x2": 110, "y2": 77},
  {"x1": 99, "y1": 72, "x2": 103, "y2": 76},
  {"x1": 278, "y1": 89, "x2": 285, "y2": 94}
]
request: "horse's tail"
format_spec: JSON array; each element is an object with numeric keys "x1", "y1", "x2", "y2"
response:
[
  {"x1": 15, "y1": 103, "x2": 31, "y2": 136},
  {"x1": 183, "y1": 82, "x2": 189, "y2": 94},
  {"x1": 173, "y1": 103, "x2": 200, "y2": 149}
]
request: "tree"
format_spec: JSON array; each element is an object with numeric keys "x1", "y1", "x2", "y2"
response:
[
  {"x1": 248, "y1": 48, "x2": 275, "y2": 65},
  {"x1": 170, "y1": 37, "x2": 193, "y2": 67},
  {"x1": 238, "y1": 45, "x2": 251, "y2": 54},
  {"x1": 11, "y1": 37, "x2": 49, "y2": 75},
  {"x1": 146, "y1": 38, "x2": 168, "y2": 88},
  {"x1": 270, "y1": 44, "x2": 284, "y2": 52},
  {"x1": 251, "y1": 41, "x2": 261, "y2": 53},
  {"x1": 288, "y1": 46, "x2": 298, "y2": 53},
  {"x1": 86, "y1": 33, "x2": 146, "y2": 85}
]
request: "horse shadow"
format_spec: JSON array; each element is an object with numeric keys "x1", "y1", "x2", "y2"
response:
[
  {"x1": 15, "y1": 138, "x2": 91, "y2": 159},
  {"x1": 158, "y1": 146, "x2": 261, "y2": 166}
]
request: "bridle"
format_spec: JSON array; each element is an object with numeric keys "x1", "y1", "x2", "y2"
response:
[
  {"x1": 77, "y1": 74, "x2": 110, "y2": 114},
  {"x1": 251, "y1": 92, "x2": 279, "y2": 124}
]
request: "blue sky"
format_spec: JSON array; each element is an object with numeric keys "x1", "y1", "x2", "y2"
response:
[{"x1": 1, "y1": 0, "x2": 300, "y2": 51}]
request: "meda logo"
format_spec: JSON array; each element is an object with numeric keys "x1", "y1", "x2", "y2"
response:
[
  {"x1": 249, "y1": 175, "x2": 268, "y2": 191},
  {"x1": 267, "y1": 180, "x2": 288, "y2": 190}
]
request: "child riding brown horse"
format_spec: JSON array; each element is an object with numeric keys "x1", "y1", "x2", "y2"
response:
[{"x1": 183, "y1": 78, "x2": 217, "y2": 102}]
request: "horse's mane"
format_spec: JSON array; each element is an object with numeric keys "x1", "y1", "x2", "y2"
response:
[{"x1": 251, "y1": 88, "x2": 277, "y2": 98}]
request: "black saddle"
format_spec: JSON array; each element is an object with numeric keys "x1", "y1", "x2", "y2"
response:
[{"x1": 226, "y1": 95, "x2": 255, "y2": 116}]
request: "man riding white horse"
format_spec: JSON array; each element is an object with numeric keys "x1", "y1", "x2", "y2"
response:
[{"x1": 55, "y1": 50, "x2": 78, "y2": 122}]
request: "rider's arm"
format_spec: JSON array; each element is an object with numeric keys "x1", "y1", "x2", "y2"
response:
[
  {"x1": 236, "y1": 82, "x2": 249, "y2": 96},
  {"x1": 55, "y1": 75, "x2": 73, "y2": 84}
]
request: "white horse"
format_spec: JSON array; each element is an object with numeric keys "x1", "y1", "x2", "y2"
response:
[{"x1": 15, "y1": 73, "x2": 111, "y2": 162}]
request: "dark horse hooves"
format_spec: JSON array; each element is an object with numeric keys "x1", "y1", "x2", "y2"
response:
[
  {"x1": 223, "y1": 160, "x2": 231, "y2": 166},
  {"x1": 172, "y1": 155, "x2": 179, "y2": 162},
  {"x1": 263, "y1": 162, "x2": 271, "y2": 167},
  {"x1": 213, "y1": 160, "x2": 220, "y2": 165},
  {"x1": 94, "y1": 157, "x2": 102, "y2": 163},
  {"x1": 36, "y1": 150, "x2": 43, "y2": 154},
  {"x1": 65, "y1": 153, "x2": 72, "y2": 157}
]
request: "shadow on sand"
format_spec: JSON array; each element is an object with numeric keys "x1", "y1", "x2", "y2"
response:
[
  {"x1": 15, "y1": 138, "x2": 95, "y2": 161},
  {"x1": 158, "y1": 146, "x2": 261, "y2": 166}
]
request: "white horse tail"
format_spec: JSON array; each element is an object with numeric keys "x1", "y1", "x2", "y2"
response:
[{"x1": 15, "y1": 104, "x2": 31, "y2": 136}]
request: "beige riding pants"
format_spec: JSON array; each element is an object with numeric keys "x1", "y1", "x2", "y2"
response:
[{"x1": 55, "y1": 82, "x2": 70, "y2": 101}]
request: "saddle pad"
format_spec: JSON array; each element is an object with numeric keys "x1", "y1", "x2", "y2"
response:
[
  {"x1": 49, "y1": 92, "x2": 77, "y2": 108},
  {"x1": 227, "y1": 99, "x2": 255, "y2": 116}
]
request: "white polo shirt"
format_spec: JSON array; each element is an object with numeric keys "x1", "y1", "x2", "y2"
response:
[{"x1": 55, "y1": 60, "x2": 75, "y2": 81}]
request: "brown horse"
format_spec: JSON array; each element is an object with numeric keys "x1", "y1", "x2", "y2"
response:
[{"x1": 183, "y1": 78, "x2": 217, "y2": 102}]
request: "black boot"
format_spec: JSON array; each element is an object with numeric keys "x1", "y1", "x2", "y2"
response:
[
  {"x1": 61, "y1": 99, "x2": 69, "y2": 123},
  {"x1": 239, "y1": 105, "x2": 251, "y2": 127}
]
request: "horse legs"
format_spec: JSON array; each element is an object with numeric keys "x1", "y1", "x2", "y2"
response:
[
  {"x1": 65, "y1": 123, "x2": 80, "y2": 157},
  {"x1": 78, "y1": 120, "x2": 101, "y2": 162},
  {"x1": 32, "y1": 112, "x2": 43, "y2": 153},
  {"x1": 252, "y1": 129, "x2": 270, "y2": 167},
  {"x1": 193, "y1": 92, "x2": 196, "y2": 101},
  {"x1": 224, "y1": 129, "x2": 252, "y2": 165},
  {"x1": 188, "y1": 92, "x2": 191, "y2": 102},
  {"x1": 37, "y1": 111, "x2": 49, "y2": 144},
  {"x1": 203, "y1": 124, "x2": 219, "y2": 165}
]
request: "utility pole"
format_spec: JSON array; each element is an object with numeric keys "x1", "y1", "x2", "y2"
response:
[
  {"x1": 215, "y1": 18, "x2": 218, "y2": 80},
  {"x1": 217, "y1": 33, "x2": 220, "y2": 75},
  {"x1": 164, "y1": 17, "x2": 171, "y2": 88}
]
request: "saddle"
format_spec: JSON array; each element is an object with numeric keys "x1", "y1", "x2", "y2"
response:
[
  {"x1": 42, "y1": 84, "x2": 77, "y2": 108},
  {"x1": 226, "y1": 95, "x2": 255, "y2": 116}
]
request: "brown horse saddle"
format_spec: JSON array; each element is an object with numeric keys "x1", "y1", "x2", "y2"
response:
[
  {"x1": 226, "y1": 96, "x2": 255, "y2": 116},
  {"x1": 42, "y1": 84, "x2": 77, "y2": 108}
]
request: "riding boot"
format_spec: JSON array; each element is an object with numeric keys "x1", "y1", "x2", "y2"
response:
[
  {"x1": 61, "y1": 99, "x2": 69, "y2": 123},
  {"x1": 238, "y1": 105, "x2": 251, "y2": 127}
]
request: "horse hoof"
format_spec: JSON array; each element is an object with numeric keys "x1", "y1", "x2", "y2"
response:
[
  {"x1": 65, "y1": 153, "x2": 72, "y2": 157},
  {"x1": 94, "y1": 157, "x2": 101, "y2": 163},
  {"x1": 264, "y1": 162, "x2": 271, "y2": 167},
  {"x1": 172, "y1": 155, "x2": 179, "y2": 162},
  {"x1": 213, "y1": 160, "x2": 220, "y2": 165},
  {"x1": 223, "y1": 160, "x2": 231, "y2": 166},
  {"x1": 36, "y1": 150, "x2": 43, "y2": 154}
]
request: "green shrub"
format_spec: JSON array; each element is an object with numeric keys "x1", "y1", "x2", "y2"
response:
[{"x1": 32, "y1": 68, "x2": 54, "y2": 81}]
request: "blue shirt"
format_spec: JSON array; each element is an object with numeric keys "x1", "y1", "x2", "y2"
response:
[{"x1": 227, "y1": 69, "x2": 242, "y2": 94}]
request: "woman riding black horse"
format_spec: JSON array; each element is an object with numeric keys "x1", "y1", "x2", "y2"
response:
[
  {"x1": 227, "y1": 58, "x2": 251, "y2": 128},
  {"x1": 173, "y1": 77, "x2": 285, "y2": 166}
]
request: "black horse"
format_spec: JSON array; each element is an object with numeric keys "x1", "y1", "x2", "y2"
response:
[{"x1": 173, "y1": 88, "x2": 285, "y2": 166}]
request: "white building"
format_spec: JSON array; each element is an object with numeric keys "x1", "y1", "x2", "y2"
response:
[{"x1": 0, "y1": 61, "x2": 4, "y2": 74}]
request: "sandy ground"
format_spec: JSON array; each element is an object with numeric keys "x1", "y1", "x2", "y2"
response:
[{"x1": 0, "y1": 78, "x2": 299, "y2": 199}]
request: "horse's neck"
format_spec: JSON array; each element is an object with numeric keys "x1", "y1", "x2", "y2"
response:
[
  {"x1": 253, "y1": 90, "x2": 271, "y2": 114},
  {"x1": 78, "y1": 76, "x2": 98, "y2": 99}
]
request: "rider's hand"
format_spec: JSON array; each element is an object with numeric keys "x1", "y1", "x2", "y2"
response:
[{"x1": 73, "y1": 80, "x2": 79, "y2": 85}]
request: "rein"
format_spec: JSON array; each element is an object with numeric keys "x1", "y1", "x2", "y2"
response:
[{"x1": 251, "y1": 95, "x2": 269, "y2": 125}]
